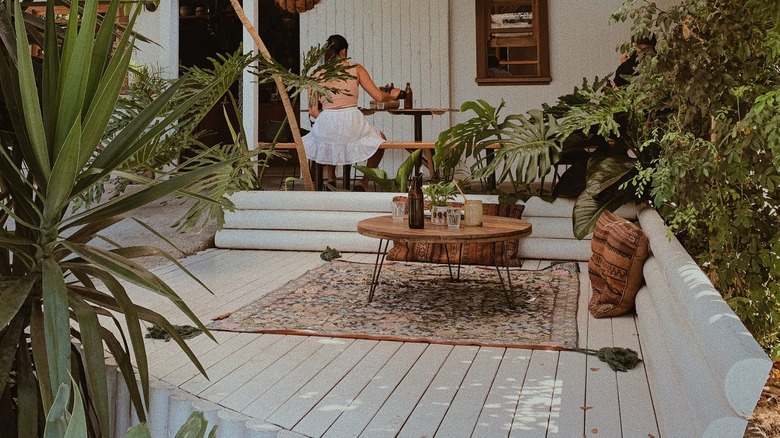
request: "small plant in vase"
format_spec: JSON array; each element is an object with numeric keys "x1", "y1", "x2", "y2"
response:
[{"x1": 423, "y1": 181, "x2": 457, "y2": 225}]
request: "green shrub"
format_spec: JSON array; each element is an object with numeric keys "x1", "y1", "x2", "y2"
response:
[{"x1": 614, "y1": 0, "x2": 780, "y2": 356}]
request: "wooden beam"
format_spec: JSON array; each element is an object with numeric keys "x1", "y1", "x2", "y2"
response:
[{"x1": 229, "y1": 0, "x2": 315, "y2": 191}]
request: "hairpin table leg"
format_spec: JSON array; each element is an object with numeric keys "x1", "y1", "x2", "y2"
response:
[
  {"x1": 492, "y1": 241, "x2": 515, "y2": 308},
  {"x1": 368, "y1": 239, "x2": 390, "y2": 303}
]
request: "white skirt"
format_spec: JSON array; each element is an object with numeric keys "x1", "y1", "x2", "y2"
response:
[{"x1": 303, "y1": 107, "x2": 384, "y2": 165}]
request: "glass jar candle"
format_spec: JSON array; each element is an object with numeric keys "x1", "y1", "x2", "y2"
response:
[{"x1": 463, "y1": 200, "x2": 483, "y2": 226}]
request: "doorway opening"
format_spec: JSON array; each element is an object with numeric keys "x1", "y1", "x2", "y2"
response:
[{"x1": 179, "y1": 0, "x2": 244, "y2": 147}]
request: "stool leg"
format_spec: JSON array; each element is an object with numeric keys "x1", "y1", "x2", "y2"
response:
[
  {"x1": 343, "y1": 164, "x2": 351, "y2": 190},
  {"x1": 312, "y1": 162, "x2": 324, "y2": 191}
]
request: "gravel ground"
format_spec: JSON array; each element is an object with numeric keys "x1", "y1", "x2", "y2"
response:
[{"x1": 90, "y1": 188, "x2": 217, "y2": 270}]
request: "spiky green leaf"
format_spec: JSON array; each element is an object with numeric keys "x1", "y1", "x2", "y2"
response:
[
  {"x1": 13, "y1": 0, "x2": 50, "y2": 180},
  {"x1": 66, "y1": 159, "x2": 238, "y2": 229},
  {"x1": 0, "y1": 312, "x2": 26, "y2": 398},
  {"x1": 16, "y1": 326, "x2": 39, "y2": 438},
  {"x1": 42, "y1": 258, "x2": 70, "y2": 394},
  {"x1": 69, "y1": 296, "x2": 110, "y2": 438},
  {"x1": 0, "y1": 275, "x2": 35, "y2": 328}
]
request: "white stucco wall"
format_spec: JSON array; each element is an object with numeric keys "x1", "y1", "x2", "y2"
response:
[
  {"x1": 132, "y1": 1, "x2": 179, "y2": 79},
  {"x1": 447, "y1": 0, "x2": 676, "y2": 124}
]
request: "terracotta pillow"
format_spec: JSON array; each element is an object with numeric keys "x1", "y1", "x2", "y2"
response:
[
  {"x1": 588, "y1": 210, "x2": 650, "y2": 318},
  {"x1": 386, "y1": 197, "x2": 525, "y2": 266}
]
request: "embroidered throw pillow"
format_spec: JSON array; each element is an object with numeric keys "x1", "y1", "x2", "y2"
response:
[
  {"x1": 588, "y1": 210, "x2": 650, "y2": 318},
  {"x1": 386, "y1": 197, "x2": 526, "y2": 266}
]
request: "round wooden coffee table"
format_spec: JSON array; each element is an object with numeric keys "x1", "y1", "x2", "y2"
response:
[{"x1": 357, "y1": 215, "x2": 532, "y2": 306}]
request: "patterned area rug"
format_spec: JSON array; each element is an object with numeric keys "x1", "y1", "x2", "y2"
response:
[{"x1": 209, "y1": 260, "x2": 580, "y2": 349}]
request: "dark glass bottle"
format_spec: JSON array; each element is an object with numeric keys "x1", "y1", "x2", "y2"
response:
[
  {"x1": 404, "y1": 82, "x2": 413, "y2": 109},
  {"x1": 408, "y1": 173, "x2": 424, "y2": 229}
]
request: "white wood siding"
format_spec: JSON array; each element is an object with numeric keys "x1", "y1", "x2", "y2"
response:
[{"x1": 299, "y1": 0, "x2": 451, "y2": 176}]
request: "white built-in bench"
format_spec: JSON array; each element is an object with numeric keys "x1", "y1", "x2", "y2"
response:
[
  {"x1": 214, "y1": 190, "x2": 772, "y2": 437},
  {"x1": 634, "y1": 205, "x2": 772, "y2": 436},
  {"x1": 214, "y1": 191, "x2": 615, "y2": 261}
]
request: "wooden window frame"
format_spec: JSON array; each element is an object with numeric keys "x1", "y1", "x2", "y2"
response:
[{"x1": 475, "y1": 0, "x2": 551, "y2": 85}]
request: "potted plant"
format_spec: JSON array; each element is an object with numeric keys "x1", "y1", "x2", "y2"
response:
[{"x1": 422, "y1": 181, "x2": 457, "y2": 225}]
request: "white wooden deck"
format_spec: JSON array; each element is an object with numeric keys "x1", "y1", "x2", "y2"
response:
[{"x1": 130, "y1": 249, "x2": 660, "y2": 437}]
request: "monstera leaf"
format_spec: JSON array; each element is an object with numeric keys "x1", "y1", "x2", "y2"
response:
[
  {"x1": 435, "y1": 100, "x2": 561, "y2": 195},
  {"x1": 434, "y1": 99, "x2": 504, "y2": 173},
  {"x1": 473, "y1": 109, "x2": 561, "y2": 187},
  {"x1": 572, "y1": 155, "x2": 637, "y2": 239}
]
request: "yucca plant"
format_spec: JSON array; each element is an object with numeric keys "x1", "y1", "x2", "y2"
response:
[
  {"x1": 0, "y1": 1, "x2": 236, "y2": 436},
  {"x1": 86, "y1": 48, "x2": 260, "y2": 207},
  {"x1": 86, "y1": 49, "x2": 270, "y2": 232}
]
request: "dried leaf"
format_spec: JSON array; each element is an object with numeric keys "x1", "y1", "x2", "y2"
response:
[
  {"x1": 580, "y1": 406, "x2": 592, "y2": 410},
  {"x1": 682, "y1": 24, "x2": 692, "y2": 39},
  {"x1": 590, "y1": 367, "x2": 600, "y2": 371},
  {"x1": 211, "y1": 313, "x2": 232, "y2": 321}
]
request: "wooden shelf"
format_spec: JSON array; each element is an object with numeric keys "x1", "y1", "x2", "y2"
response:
[
  {"x1": 490, "y1": 25, "x2": 533, "y2": 32},
  {"x1": 489, "y1": 35, "x2": 536, "y2": 48}
]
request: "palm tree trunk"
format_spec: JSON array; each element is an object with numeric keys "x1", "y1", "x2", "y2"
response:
[{"x1": 230, "y1": 0, "x2": 315, "y2": 191}]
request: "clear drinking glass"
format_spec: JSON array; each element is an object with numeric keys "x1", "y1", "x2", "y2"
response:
[
  {"x1": 446, "y1": 206, "x2": 462, "y2": 229},
  {"x1": 391, "y1": 200, "x2": 406, "y2": 221}
]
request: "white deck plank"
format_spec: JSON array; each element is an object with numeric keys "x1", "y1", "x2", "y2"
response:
[
  {"x1": 611, "y1": 314, "x2": 660, "y2": 437},
  {"x1": 188, "y1": 251, "x2": 315, "y2": 318},
  {"x1": 155, "y1": 331, "x2": 256, "y2": 385},
  {"x1": 157, "y1": 250, "x2": 294, "y2": 305},
  {"x1": 148, "y1": 247, "x2": 222, "y2": 276},
  {"x1": 342, "y1": 252, "x2": 376, "y2": 264},
  {"x1": 472, "y1": 349, "x2": 532, "y2": 437},
  {"x1": 202, "y1": 254, "x2": 326, "y2": 319},
  {"x1": 522, "y1": 260, "x2": 541, "y2": 270},
  {"x1": 146, "y1": 331, "x2": 234, "y2": 377},
  {"x1": 398, "y1": 345, "x2": 479, "y2": 438},
  {"x1": 577, "y1": 263, "x2": 591, "y2": 347},
  {"x1": 121, "y1": 251, "x2": 262, "y2": 327},
  {"x1": 583, "y1": 317, "x2": 622, "y2": 437},
  {"x1": 322, "y1": 342, "x2": 428, "y2": 437},
  {"x1": 508, "y1": 349, "x2": 560, "y2": 438},
  {"x1": 292, "y1": 341, "x2": 404, "y2": 438},
  {"x1": 222, "y1": 336, "x2": 332, "y2": 412},
  {"x1": 265, "y1": 339, "x2": 379, "y2": 430},
  {"x1": 361, "y1": 343, "x2": 454, "y2": 437},
  {"x1": 546, "y1": 350, "x2": 586, "y2": 437},
  {"x1": 147, "y1": 249, "x2": 260, "y2": 297},
  {"x1": 243, "y1": 338, "x2": 356, "y2": 420},
  {"x1": 180, "y1": 334, "x2": 286, "y2": 395},
  {"x1": 128, "y1": 251, "x2": 660, "y2": 438},
  {"x1": 198, "y1": 335, "x2": 307, "y2": 403},
  {"x1": 434, "y1": 347, "x2": 505, "y2": 437}
]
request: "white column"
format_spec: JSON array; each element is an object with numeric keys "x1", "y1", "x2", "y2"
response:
[
  {"x1": 242, "y1": 0, "x2": 260, "y2": 150},
  {"x1": 158, "y1": 0, "x2": 180, "y2": 79}
]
